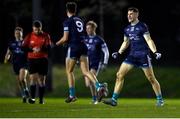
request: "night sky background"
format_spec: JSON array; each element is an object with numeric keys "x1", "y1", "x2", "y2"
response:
[{"x1": 0, "y1": 0, "x2": 180, "y2": 66}]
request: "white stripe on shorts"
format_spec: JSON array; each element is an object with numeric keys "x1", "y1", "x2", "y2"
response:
[
  {"x1": 147, "y1": 55, "x2": 152, "y2": 67},
  {"x1": 66, "y1": 47, "x2": 71, "y2": 59}
]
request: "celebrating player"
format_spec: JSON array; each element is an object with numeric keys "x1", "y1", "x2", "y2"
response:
[
  {"x1": 22, "y1": 20, "x2": 52, "y2": 104},
  {"x1": 56, "y1": 2, "x2": 108, "y2": 103},
  {"x1": 84, "y1": 21, "x2": 109, "y2": 104},
  {"x1": 4, "y1": 27, "x2": 30, "y2": 103},
  {"x1": 103, "y1": 7, "x2": 164, "y2": 106}
]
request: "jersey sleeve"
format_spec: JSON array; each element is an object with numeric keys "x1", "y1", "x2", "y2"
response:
[
  {"x1": 142, "y1": 23, "x2": 150, "y2": 35},
  {"x1": 124, "y1": 27, "x2": 129, "y2": 37},
  {"x1": 99, "y1": 37, "x2": 109, "y2": 64},
  {"x1": 63, "y1": 20, "x2": 70, "y2": 32},
  {"x1": 21, "y1": 33, "x2": 33, "y2": 52},
  {"x1": 41, "y1": 33, "x2": 52, "y2": 53},
  {"x1": 22, "y1": 33, "x2": 31, "y2": 47},
  {"x1": 45, "y1": 33, "x2": 52, "y2": 46}
]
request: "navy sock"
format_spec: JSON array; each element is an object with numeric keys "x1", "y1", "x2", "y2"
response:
[
  {"x1": 39, "y1": 86, "x2": 45, "y2": 101},
  {"x1": 92, "y1": 96, "x2": 97, "y2": 101},
  {"x1": 20, "y1": 89, "x2": 25, "y2": 98},
  {"x1": 30, "y1": 85, "x2": 36, "y2": 99}
]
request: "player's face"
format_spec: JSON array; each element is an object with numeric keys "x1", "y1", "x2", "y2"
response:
[
  {"x1": 33, "y1": 26, "x2": 42, "y2": 35},
  {"x1": 14, "y1": 30, "x2": 22, "y2": 40},
  {"x1": 86, "y1": 25, "x2": 94, "y2": 35},
  {"x1": 127, "y1": 11, "x2": 138, "y2": 23}
]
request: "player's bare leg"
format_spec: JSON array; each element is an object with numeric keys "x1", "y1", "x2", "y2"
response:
[
  {"x1": 65, "y1": 58, "x2": 77, "y2": 103},
  {"x1": 103, "y1": 63, "x2": 133, "y2": 106},
  {"x1": 142, "y1": 67, "x2": 164, "y2": 106},
  {"x1": 18, "y1": 68, "x2": 30, "y2": 103},
  {"x1": 80, "y1": 56, "x2": 108, "y2": 102},
  {"x1": 85, "y1": 69, "x2": 98, "y2": 104},
  {"x1": 80, "y1": 56, "x2": 97, "y2": 84}
]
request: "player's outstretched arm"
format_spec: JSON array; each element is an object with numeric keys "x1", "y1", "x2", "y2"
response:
[
  {"x1": 4, "y1": 48, "x2": 11, "y2": 64},
  {"x1": 101, "y1": 43, "x2": 109, "y2": 65},
  {"x1": 118, "y1": 36, "x2": 130, "y2": 54},
  {"x1": 112, "y1": 36, "x2": 129, "y2": 59},
  {"x1": 56, "y1": 31, "x2": 69, "y2": 46},
  {"x1": 143, "y1": 34, "x2": 157, "y2": 53},
  {"x1": 144, "y1": 33, "x2": 161, "y2": 60}
]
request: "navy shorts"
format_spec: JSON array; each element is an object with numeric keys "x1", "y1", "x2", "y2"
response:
[
  {"x1": 66, "y1": 43, "x2": 88, "y2": 60},
  {"x1": 123, "y1": 54, "x2": 152, "y2": 68},
  {"x1": 89, "y1": 60, "x2": 100, "y2": 71},
  {"x1": 28, "y1": 58, "x2": 48, "y2": 75},
  {"x1": 12, "y1": 62, "x2": 28, "y2": 75}
]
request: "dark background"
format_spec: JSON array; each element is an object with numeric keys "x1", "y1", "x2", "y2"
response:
[{"x1": 0, "y1": 0, "x2": 180, "y2": 66}]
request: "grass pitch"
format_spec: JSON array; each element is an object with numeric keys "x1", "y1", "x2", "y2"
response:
[{"x1": 0, "y1": 98, "x2": 180, "y2": 118}]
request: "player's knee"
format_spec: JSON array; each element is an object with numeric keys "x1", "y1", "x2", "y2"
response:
[
  {"x1": 29, "y1": 75, "x2": 36, "y2": 81},
  {"x1": 66, "y1": 68, "x2": 73, "y2": 74},
  {"x1": 147, "y1": 75, "x2": 156, "y2": 84},
  {"x1": 85, "y1": 79, "x2": 89, "y2": 87},
  {"x1": 86, "y1": 82, "x2": 93, "y2": 87},
  {"x1": 39, "y1": 82, "x2": 45, "y2": 87},
  {"x1": 82, "y1": 70, "x2": 89, "y2": 76},
  {"x1": 116, "y1": 72, "x2": 124, "y2": 80},
  {"x1": 38, "y1": 80, "x2": 45, "y2": 87}
]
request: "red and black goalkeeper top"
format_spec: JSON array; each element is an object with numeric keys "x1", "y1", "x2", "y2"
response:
[{"x1": 22, "y1": 32, "x2": 51, "y2": 59}]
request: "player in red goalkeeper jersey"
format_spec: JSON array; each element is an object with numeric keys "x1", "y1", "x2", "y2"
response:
[{"x1": 22, "y1": 20, "x2": 52, "y2": 104}]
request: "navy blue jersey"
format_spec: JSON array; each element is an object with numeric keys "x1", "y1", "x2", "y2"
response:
[
  {"x1": 8, "y1": 40, "x2": 27, "y2": 64},
  {"x1": 63, "y1": 15, "x2": 85, "y2": 46},
  {"x1": 84, "y1": 35, "x2": 109, "y2": 64},
  {"x1": 124, "y1": 21, "x2": 150, "y2": 56}
]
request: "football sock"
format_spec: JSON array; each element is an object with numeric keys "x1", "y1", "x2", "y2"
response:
[
  {"x1": 39, "y1": 86, "x2": 45, "y2": 101},
  {"x1": 157, "y1": 94, "x2": 163, "y2": 100},
  {"x1": 69, "y1": 87, "x2": 75, "y2": 97},
  {"x1": 23, "y1": 87, "x2": 29, "y2": 93},
  {"x1": 24, "y1": 87, "x2": 29, "y2": 91},
  {"x1": 112, "y1": 93, "x2": 119, "y2": 102},
  {"x1": 92, "y1": 96, "x2": 97, "y2": 101},
  {"x1": 20, "y1": 89, "x2": 25, "y2": 98},
  {"x1": 30, "y1": 85, "x2": 36, "y2": 99},
  {"x1": 95, "y1": 82, "x2": 101, "y2": 89}
]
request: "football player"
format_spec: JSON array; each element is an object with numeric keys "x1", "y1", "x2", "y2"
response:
[
  {"x1": 103, "y1": 7, "x2": 164, "y2": 106},
  {"x1": 4, "y1": 27, "x2": 30, "y2": 103},
  {"x1": 84, "y1": 21, "x2": 109, "y2": 104},
  {"x1": 56, "y1": 2, "x2": 108, "y2": 103}
]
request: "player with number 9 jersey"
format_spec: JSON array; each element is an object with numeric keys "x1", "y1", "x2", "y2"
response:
[
  {"x1": 64, "y1": 16, "x2": 85, "y2": 45},
  {"x1": 63, "y1": 11, "x2": 87, "y2": 59},
  {"x1": 56, "y1": 2, "x2": 108, "y2": 103}
]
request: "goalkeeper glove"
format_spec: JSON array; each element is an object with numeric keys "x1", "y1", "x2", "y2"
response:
[
  {"x1": 154, "y1": 52, "x2": 162, "y2": 60},
  {"x1": 112, "y1": 52, "x2": 120, "y2": 59}
]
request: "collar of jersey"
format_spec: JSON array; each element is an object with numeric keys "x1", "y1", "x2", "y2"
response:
[{"x1": 88, "y1": 35, "x2": 96, "y2": 38}]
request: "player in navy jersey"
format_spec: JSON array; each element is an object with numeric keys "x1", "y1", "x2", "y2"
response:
[
  {"x1": 56, "y1": 2, "x2": 108, "y2": 103},
  {"x1": 84, "y1": 21, "x2": 109, "y2": 104},
  {"x1": 4, "y1": 27, "x2": 30, "y2": 103},
  {"x1": 103, "y1": 7, "x2": 164, "y2": 106}
]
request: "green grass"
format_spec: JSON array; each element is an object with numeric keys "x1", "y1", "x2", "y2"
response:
[
  {"x1": 1, "y1": 64, "x2": 180, "y2": 98},
  {"x1": 0, "y1": 98, "x2": 180, "y2": 118}
]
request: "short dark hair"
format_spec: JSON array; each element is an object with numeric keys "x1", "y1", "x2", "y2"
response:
[
  {"x1": 66, "y1": 2, "x2": 77, "y2": 13},
  {"x1": 128, "y1": 7, "x2": 139, "y2": 13},
  {"x1": 33, "y1": 20, "x2": 42, "y2": 28},
  {"x1": 15, "y1": 26, "x2": 23, "y2": 32}
]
